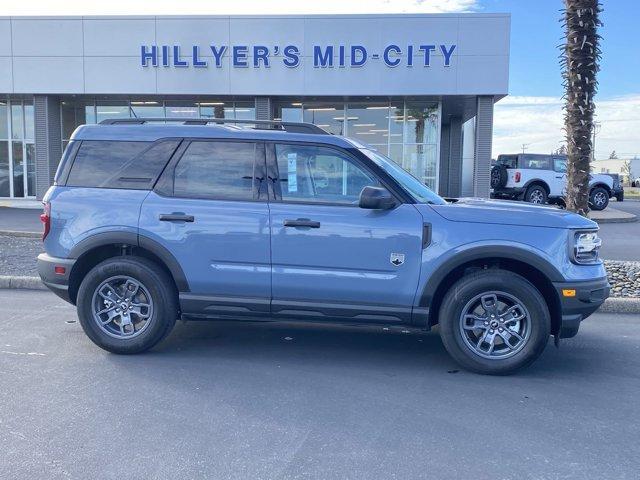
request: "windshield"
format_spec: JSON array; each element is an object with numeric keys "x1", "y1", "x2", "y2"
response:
[{"x1": 360, "y1": 149, "x2": 446, "y2": 205}]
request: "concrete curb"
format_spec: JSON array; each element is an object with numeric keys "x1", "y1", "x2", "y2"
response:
[
  {"x1": 0, "y1": 230, "x2": 41, "y2": 238},
  {"x1": 598, "y1": 297, "x2": 640, "y2": 314},
  {"x1": 0, "y1": 276, "x2": 638, "y2": 313},
  {"x1": 591, "y1": 214, "x2": 638, "y2": 224},
  {"x1": 0, "y1": 276, "x2": 46, "y2": 290}
]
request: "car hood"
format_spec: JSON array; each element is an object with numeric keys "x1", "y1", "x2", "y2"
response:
[{"x1": 427, "y1": 198, "x2": 597, "y2": 229}]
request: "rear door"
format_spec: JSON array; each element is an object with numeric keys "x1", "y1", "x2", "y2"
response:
[
  {"x1": 139, "y1": 139, "x2": 271, "y2": 317},
  {"x1": 266, "y1": 142, "x2": 424, "y2": 323}
]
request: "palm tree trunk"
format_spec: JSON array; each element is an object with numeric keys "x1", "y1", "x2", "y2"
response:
[{"x1": 561, "y1": 0, "x2": 602, "y2": 216}]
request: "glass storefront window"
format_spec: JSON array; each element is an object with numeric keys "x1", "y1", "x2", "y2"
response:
[
  {"x1": 130, "y1": 101, "x2": 164, "y2": 118},
  {"x1": 0, "y1": 100, "x2": 36, "y2": 198},
  {"x1": 303, "y1": 102, "x2": 345, "y2": 135},
  {"x1": 96, "y1": 102, "x2": 129, "y2": 123},
  {"x1": 388, "y1": 102, "x2": 404, "y2": 139},
  {"x1": 199, "y1": 101, "x2": 233, "y2": 119},
  {"x1": 11, "y1": 104, "x2": 23, "y2": 139},
  {"x1": 26, "y1": 143, "x2": 35, "y2": 196},
  {"x1": 0, "y1": 102, "x2": 8, "y2": 138},
  {"x1": 165, "y1": 101, "x2": 199, "y2": 118},
  {"x1": 404, "y1": 101, "x2": 438, "y2": 144},
  {"x1": 233, "y1": 101, "x2": 256, "y2": 120},
  {"x1": 24, "y1": 102, "x2": 34, "y2": 140},
  {"x1": 404, "y1": 144, "x2": 438, "y2": 189},
  {"x1": 346, "y1": 103, "x2": 389, "y2": 145},
  {"x1": 274, "y1": 101, "x2": 303, "y2": 122},
  {"x1": 0, "y1": 141, "x2": 8, "y2": 197},
  {"x1": 12, "y1": 141, "x2": 24, "y2": 197}
]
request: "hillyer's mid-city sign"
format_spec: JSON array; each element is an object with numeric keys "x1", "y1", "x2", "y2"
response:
[{"x1": 140, "y1": 44, "x2": 458, "y2": 69}]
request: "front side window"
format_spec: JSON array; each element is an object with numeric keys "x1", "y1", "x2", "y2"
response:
[
  {"x1": 173, "y1": 141, "x2": 258, "y2": 200},
  {"x1": 553, "y1": 158, "x2": 567, "y2": 173},
  {"x1": 275, "y1": 144, "x2": 377, "y2": 205}
]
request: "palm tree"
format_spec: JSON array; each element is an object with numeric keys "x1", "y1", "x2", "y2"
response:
[{"x1": 561, "y1": 0, "x2": 602, "y2": 216}]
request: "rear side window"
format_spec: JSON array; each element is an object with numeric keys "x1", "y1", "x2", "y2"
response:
[
  {"x1": 519, "y1": 154, "x2": 551, "y2": 170},
  {"x1": 66, "y1": 140, "x2": 180, "y2": 189},
  {"x1": 496, "y1": 155, "x2": 517, "y2": 169},
  {"x1": 172, "y1": 141, "x2": 259, "y2": 200}
]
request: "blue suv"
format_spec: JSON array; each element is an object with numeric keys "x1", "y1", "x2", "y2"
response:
[{"x1": 37, "y1": 119, "x2": 609, "y2": 374}]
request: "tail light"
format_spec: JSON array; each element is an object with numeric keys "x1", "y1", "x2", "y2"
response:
[
  {"x1": 514, "y1": 171, "x2": 521, "y2": 183},
  {"x1": 40, "y1": 202, "x2": 51, "y2": 241}
]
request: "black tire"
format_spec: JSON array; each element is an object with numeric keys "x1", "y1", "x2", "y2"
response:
[
  {"x1": 589, "y1": 187, "x2": 609, "y2": 211},
  {"x1": 615, "y1": 192, "x2": 624, "y2": 202},
  {"x1": 524, "y1": 184, "x2": 548, "y2": 204},
  {"x1": 438, "y1": 269, "x2": 551, "y2": 375},
  {"x1": 76, "y1": 256, "x2": 178, "y2": 354},
  {"x1": 490, "y1": 165, "x2": 508, "y2": 188}
]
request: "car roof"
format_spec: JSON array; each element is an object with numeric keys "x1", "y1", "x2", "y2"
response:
[{"x1": 71, "y1": 123, "x2": 360, "y2": 149}]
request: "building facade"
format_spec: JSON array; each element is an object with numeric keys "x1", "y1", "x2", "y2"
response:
[{"x1": 0, "y1": 13, "x2": 510, "y2": 200}]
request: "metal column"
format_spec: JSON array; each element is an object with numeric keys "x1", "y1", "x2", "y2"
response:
[
  {"x1": 34, "y1": 95, "x2": 62, "y2": 200},
  {"x1": 473, "y1": 96, "x2": 494, "y2": 198}
]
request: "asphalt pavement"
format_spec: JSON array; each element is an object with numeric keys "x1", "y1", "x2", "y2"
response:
[
  {"x1": 0, "y1": 206, "x2": 41, "y2": 232},
  {"x1": 1, "y1": 289, "x2": 639, "y2": 480},
  {"x1": 598, "y1": 200, "x2": 640, "y2": 261}
]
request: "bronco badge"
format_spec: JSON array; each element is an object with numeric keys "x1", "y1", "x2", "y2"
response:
[{"x1": 390, "y1": 253, "x2": 405, "y2": 266}]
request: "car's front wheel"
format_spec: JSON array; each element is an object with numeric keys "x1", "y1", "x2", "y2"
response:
[
  {"x1": 76, "y1": 256, "x2": 178, "y2": 354},
  {"x1": 438, "y1": 269, "x2": 550, "y2": 375}
]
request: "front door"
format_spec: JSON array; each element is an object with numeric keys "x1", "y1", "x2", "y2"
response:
[
  {"x1": 139, "y1": 139, "x2": 271, "y2": 317},
  {"x1": 267, "y1": 143, "x2": 424, "y2": 323}
]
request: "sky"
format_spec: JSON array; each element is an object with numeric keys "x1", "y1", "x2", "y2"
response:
[{"x1": 4, "y1": 0, "x2": 639, "y2": 159}]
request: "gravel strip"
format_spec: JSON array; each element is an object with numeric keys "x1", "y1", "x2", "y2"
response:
[
  {"x1": 604, "y1": 260, "x2": 640, "y2": 298},
  {"x1": 0, "y1": 234, "x2": 42, "y2": 277},
  {"x1": 1, "y1": 234, "x2": 639, "y2": 298}
]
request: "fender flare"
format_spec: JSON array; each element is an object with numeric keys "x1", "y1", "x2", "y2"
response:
[
  {"x1": 68, "y1": 231, "x2": 190, "y2": 292},
  {"x1": 589, "y1": 183, "x2": 612, "y2": 195},
  {"x1": 521, "y1": 178, "x2": 550, "y2": 193},
  {"x1": 418, "y1": 244, "x2": 564, "y2": 307}
]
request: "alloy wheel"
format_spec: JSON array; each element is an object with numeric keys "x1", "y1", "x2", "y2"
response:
[
  {"x1": 459, "y1": 291, "x2": 531, "y2": 359},
  {"x1": 91, "y1": 275, "x2": 154, "y2": 339}
]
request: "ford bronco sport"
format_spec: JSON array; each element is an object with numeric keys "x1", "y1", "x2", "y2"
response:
[{"x1": 37, "y1": 119, "x2": 609, "y2": 375}]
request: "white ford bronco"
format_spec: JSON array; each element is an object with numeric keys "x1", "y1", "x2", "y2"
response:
[{"x1": 490, "y1": 153, "x2": 614, "y2": 210}]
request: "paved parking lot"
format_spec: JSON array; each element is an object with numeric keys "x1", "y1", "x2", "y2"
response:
[{"x1": 1, "y1": 290, "x2": 639, "y2": 480}]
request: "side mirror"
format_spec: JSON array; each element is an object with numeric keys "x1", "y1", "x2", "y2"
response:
[{"x1": 359, "y1": 186, "x2": 396, "y2": 210}]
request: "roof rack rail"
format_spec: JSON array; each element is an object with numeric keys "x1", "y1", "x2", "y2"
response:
[{"x1": 98, "y1": 117, "x2": 329, "y2": 135}]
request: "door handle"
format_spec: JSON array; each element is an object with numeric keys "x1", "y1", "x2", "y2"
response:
[
  {"x1": 159, "y1": 213, "x2": 195, "y2": 222},
  {"x1": 283, "y1": 218, "x2": 321, "y2": 228}
]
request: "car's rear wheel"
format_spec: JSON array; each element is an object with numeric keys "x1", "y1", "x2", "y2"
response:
[
  {"x1": 589, "y1": 187, "x2": 609, "y2": 210},
  {"x1": 524, "y1": 184, "x2": 548, "y2": 204},
  {"x1": 438, "y1": 270, "x2": 550, "y2": 375},
  {"x1": 76, "y1": 256, "x2": 178, "y2": 354}
]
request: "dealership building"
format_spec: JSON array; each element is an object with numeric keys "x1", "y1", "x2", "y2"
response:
[{"x1": 0, "y1": 13, "x2": 510, "y2": 200}]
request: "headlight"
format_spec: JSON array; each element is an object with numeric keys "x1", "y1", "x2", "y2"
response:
[{"x1": 573, "y1": 231, "x2": 602, "y2": 264}]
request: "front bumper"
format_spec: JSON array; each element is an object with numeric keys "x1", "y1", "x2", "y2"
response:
[
  {"x1": 553, "y1": 276, "x2": 610, "y2": 338},
  {"x1": 37, "y1": 253, "x2": 76, "y2": 304}
]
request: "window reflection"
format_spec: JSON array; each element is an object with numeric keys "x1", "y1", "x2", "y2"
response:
[
  {"x1": 0, "y1": 100, "x2": 36, "y2": 198},
  {"x1": 303, "y1": 102, "x2": 345, "y2": 135},
  {"x1": 346, "y1": 103, "x2": 389, "y2": 144}
]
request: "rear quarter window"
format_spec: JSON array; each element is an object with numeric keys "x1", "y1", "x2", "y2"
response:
[{"x1": 66, "y1": 140, "x2": 180, "y2": 189}]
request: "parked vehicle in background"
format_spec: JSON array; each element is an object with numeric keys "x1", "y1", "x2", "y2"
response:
[
  {"x1": 632, "y1": 177, "x2": 640, "y2": 188},
  {"x1": 491, "y1": 153, "x2": 614, "y2": 210},
  {"x1": 604, "y1": 173, "x2": 624, "y2": 202},
  {"x1": 37, "y1": 119, "x2": 609, "y2": 375}
]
